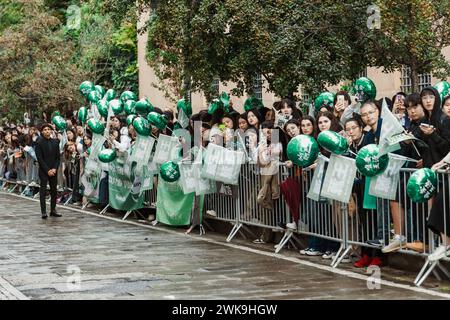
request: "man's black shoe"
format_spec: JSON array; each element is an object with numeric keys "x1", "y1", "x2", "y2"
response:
[
  {"x1": 50, "y1": 211, "x2": 62, "y2": 217},
  {"x1": 42, "y1": 213, "x2": 48, "y2": 219}
]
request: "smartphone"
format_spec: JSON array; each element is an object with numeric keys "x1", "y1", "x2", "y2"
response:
[
  {"x1": 396, "y1": 94, "x2": 402, "y2": 103},
  {"x1": 337, "y1": 95, "x2": 344, "y2": 104},
  {"x1": 420, "y1": 123, "x2": 434, "y2": 129}
]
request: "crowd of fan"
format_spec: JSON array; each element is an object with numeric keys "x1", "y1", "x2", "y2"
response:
[{"x1": 1, "y1": 86, "x2": 450, "y2": 267}]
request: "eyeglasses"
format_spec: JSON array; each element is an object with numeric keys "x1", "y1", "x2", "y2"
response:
[
  {"x1": 345, "y1": 126, "x2": 360, "y2": 132},
  {"x1": 360, "y1": 110, "x2": 377, "y2": 118}
]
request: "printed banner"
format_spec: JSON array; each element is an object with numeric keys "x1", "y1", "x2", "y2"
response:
[
  {"x1": 306, "y1": 155, "x2": 328, "y2": 201},
  {"x1": 84, "y1": 133, "x2": 106, "y2": 175},
  {"x1": 108, "y1": 160, "x2": 144, "y2": 211},
  {"x1": 156, "y1": 176, "x2": 195, "y2": 226},
  {"x1": 320, "y1": 154, "x2": 356, "y2": 203},
  {"x1": 379, "y1": 100, "x2": 404, "y2": 156},
  {"x1": 177, "y1": 108, "x2": 190, "y2": 129},
  {"x1": 153, "y1": 134, "x2": 181, "y2": 164},
  {"x1": 129, "y1": 135, "x2": 156, "y2": 170},
  {"x1": 369, "y1": 153, "x2": 407, "y2": 200},
  {"x1": 201, "y1": 143, "x2": 245, "y2": 185},
  {"x1": 363, "y1": 177, "x2": 377, "y2": 209},
  {"x1": 179, "y1": 149, "x2": 217, "y2": 195}
]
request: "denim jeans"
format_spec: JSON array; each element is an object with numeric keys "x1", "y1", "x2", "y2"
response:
[{"x1": 376, "y1": 198, "x2": 390, "y2": 244}]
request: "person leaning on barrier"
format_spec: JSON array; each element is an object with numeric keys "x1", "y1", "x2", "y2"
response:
[{"x1": 34, "y1": 123, "x2": 62, "y2": 219}]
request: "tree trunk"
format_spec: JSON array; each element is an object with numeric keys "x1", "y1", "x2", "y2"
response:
[{"x1": 410, "y1": 63, "x2": 420, "y2": 94}]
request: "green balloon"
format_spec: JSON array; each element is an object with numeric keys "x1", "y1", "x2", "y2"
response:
[
  {"x1": 98, "y1": 149, "x2": 117, "y2": 163},
  {"x1": 176, "y1": 98, "x2": 192, "y2": 117},
  {"x1": 407, "y1": 168, "x2": 437, "y2": 203},
  {"x1": 96, "y1": 100, "x2": 108, "y2": 118},
  {"x1": 434, "y1": 81, "x2": 450, "y2": 103},
  {"x1": 317, "y1": 130, "x2": 349, "y2": 155},
  {"x1": 104, "y1": 89, "x2": 116, "y2": 102},
  {"x1": 120, "y1": 91, "x2": 137, "y2": 103},
  {"x1": 219, "y1": 92, "x2": 230, "y2": 113},
  {"x1": 95, "y1": 85, "x2": 105, "y2": 98},
  {"x1": 108, "y1": 99, "x2": 123, "y2": 115},
  {"x1": 355, "y1": 144, "x2": 389, "y2": 177},
  {"x1": 286, "y1": 135, "x2": 319, "y2": 167},
  {"x1": 244, "y1": 96, "x2": 264, "y2": 112},
  {"x1": 314, "y1": 92, "x2": 335, "y2": 111},
  {"x1": 79, "y1": 81, "x2": 95, "y2": 97},
  {"x1": 353, "y1": 77, "x2": 377, "y2": 102},
  {"x1": 132, "y1": 116, "x2": 152, "y2": 136},
  {"x1": 160, "y1": 161, "x2": 180, "y2": 182},
  {"x1": 135, "y1": 98, "x2": 153, "y2": 115},
  {"x1": 78, "y1": 107, "x2": 87, "y2": 125},
  {"x1": 147, "y1": 112, "x2": 168, "y2": 130},
  {"x1": 87, "y1": 90, "x2": 102, "y2": 103},
  {"x1": 87, "y1": 118, "x2": 105, "y2": 135},
  {"x1": 124, "y1": 100, "x2": 136, "y2": 115},
  {"x1": 52, "y1": 115, "x2": 66, "y2": 131},
  {"x1": 208, "y1": 99, "x2": 221, "y2": 115},
  {"x1": 126, "y1": 114, "x2": 137, "y2": 126}
]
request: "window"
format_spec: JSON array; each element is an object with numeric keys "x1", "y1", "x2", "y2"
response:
[
  {"x1": 357, "y1": 68, "x2": 367, "y2": 78},
  {"x1": 252, "y1": 73, "x2": 263, "y2": 100},
  {"x1": 211, "y1": 77, "x2": 220, "y2": 96},
  {"x1": 401, "y1": 66, "x2": 431, "y2": 93}
]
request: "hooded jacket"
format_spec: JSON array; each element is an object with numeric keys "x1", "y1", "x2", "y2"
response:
[{"x1": 417, "y1": 87, "x2": 450, "y2": 167}]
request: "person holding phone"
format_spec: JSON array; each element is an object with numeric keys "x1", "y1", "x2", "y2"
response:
[
  {"x1": 333, "y1": 91, "x2": 351, "y2": 125},
  {"x1": 391, "y1": 92, "x2": 409, "y2": 129}
]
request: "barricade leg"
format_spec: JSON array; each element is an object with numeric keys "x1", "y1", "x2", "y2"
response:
[
  {"x1": 81, "y1": 200, "x2": 90, "y2": 210},
  {"x1": 99, "y1": 204, "x2": 110, "y2": 215},
  {"x1": 226, "y1": 222, "x2": 243, "y2": 242},
  {"x1": 274, "y1": 229, "x2": 294, "y2": 253}
]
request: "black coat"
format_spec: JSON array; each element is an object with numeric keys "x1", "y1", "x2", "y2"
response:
[{"x1": 35, "y1": 136, "x2": 60, "y2": 175}]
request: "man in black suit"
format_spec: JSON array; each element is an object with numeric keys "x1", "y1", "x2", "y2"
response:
[{"x1": 35, "y1": 123, "x2": 62, "y2": 219}]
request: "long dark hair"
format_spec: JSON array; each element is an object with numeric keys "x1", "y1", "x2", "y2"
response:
[
  {"x1": 316, "y1": 111, "x2": 342, "y2": 133},
  {"x1": 299, "y1": 115, "x2": 318, "y2": 138}
]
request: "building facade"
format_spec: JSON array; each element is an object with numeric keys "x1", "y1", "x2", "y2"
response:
[{"x1": 138, "y1": 11, "x2": 450, "y2": 114}]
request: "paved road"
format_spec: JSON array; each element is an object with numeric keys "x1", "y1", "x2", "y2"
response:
[{"x1": 0, "y1": 192, "x2": 448, "y2": 300}]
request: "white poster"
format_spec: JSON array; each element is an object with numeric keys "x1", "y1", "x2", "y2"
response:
[
  {"x1": 369, "y1": 153, "x2": 407, "y2": 200},
  {"x1": 153, "y1": 134, "x2": 180, "y2": 164},
  {"x1": 320, "y1": 154, "x2": 356, "y2": 203},
  {"x1": 306, "y1": 155, "x2": 328, "y2": 201}
]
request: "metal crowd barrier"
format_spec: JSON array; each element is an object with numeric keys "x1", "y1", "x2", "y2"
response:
[{"x1": 1, "y1": 155, "x2": 449, "y2": 286}]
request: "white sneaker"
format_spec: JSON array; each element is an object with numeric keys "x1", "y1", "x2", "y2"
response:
[
  {"x1": 206, "y1": 210, "x2": 217, "y2": 217},
  {"x1": 299, "y1": 248, "x2": 310, "y2": 255},
  {"x1": 286, "y1": 222, "x2": 297, "y2": 230},
  {"x1": 340, "y1": 255, "x2": 351, "y2": 263},
  {"x1": 322, "y1": 251, "x2": 336, "y2": 259},
  {"x1": 381, "y1": 234, "x2": 407, "y2": 253},
  {"x1": 306, "y1": 248, "x2": 323, "y2": 256},
  {"x1": 428, "y1": 245, "x2": 450, "y2": 261}
]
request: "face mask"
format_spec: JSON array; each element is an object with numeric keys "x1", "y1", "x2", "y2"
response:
[{"x1": 32, "y1": 136, "x2": 37, "y2": 142}]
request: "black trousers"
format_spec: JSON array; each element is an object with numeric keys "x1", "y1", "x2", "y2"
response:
[{"x1": 39, "y1": 169, "x2": 57, "y2": 214}]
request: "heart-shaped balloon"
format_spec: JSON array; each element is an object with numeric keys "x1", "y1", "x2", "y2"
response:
[
  {"x1": 120, "y1": 91, "x2": 137, "y2": 104},
  {"x1": 96, "y1": 100, "x2": 108, "y2": 118},
  {"x1": 108, "y1": 99, "x2": 123, "y2": 115},
  {"x1": 207, "y1": 99, "x2": 221, "y2": 115},
  {"x1": 132, "y1": 116, "x2": 152, "y2": 136},
  {"x1": 126, "y1": 114, "x2": 137, "y2": 126},
  {"x1": 79, "y1": 81, "x2": 95, "y2": 97},
  {"x1": 103, "y1": 89, "x2": 116, "y2": 102},
  {"x1": 434, "y1": 81, "x2": 450, "y2": 102},
  {"x1": 244, "y1": 96, "x2": 264, "y2": 112},
  {"x1": 406, "y1": 168, "x2": 437, "y2": 202},
  {"x1": 78, "y1": 107, "x2": 87, "y2": 125},
  {"x1": 124, "y1": 100, "x2": 136, "y2": 115},
  {"x1": 95, "y1": 85, "x2": 105, "y2": 98},
  {"x1": 286, "y1": 135, "x2": 319, "y2": 167},
  {"x1": 87, "y1": 118, "x2": 105, "y2": 135},
  {"x1": 98, "y1": 149, "x2": 117, "y2": 163},
  {"x1": 176, "y1": 98, "x2": 192, "y2": 117},
  {"x1": 52, "y1": 115, "x2": 66, "y2": 132},
  {"x1": 87, "y1": 90, "x2": 102, "y2": 103},
  {"x1": 355, "y1": 144, "x2": 389, "y2": 177},
  {"x1": 135, "y1": 98, "x2": 153, "y2": 115},
  {"x1": 160, "y1": 161, "x2": 180, "y2": 182},
  {"x1": 317, "y1": 130, "x2": 348, "y2": 155},
  {"x1": 147, "y1": 112, "x2": 168, "y2": 130}
]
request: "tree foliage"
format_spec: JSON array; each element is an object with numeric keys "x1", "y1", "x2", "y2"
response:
[{"x1": 367, "y1": 0, "x2": 450, "y2": 92}]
